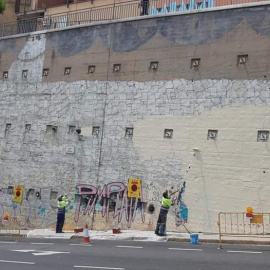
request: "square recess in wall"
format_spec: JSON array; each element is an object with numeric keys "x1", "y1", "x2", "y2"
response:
[
  {"x1": 237, "y1": 54, "x2": 248, "y2": 65},
  {"x1": 191, "y1": 58, "x2": 200, "y2": 69},
  {"x1": 88, "y1": 66, "x2": 96, "y2": 74},
  {"x1": 43, "y1": 69, "x2": 49, "y2": 77},
  {"x1": 68, "y1": 125, "x2": 76, "y2": 134},
  {"x1": 207, "y1": 129, "x2": 218, "y2": 140},
  {"x1": 92, "y1": 126, "x2": 100, "y2": 136},
  {"x1": 257, "y1": 130, "x2": 269, "y2": 142},
  {"x1": 3, "y1": 71, "x2": 8, "y2": 79},
  {"x1": 5, "y1": 123, "x2": 11, "y2": 137},
  {"x1": 113, "y1": 64, "x2": 121, "y2": 73},
  {"x1": 25, "y1": 124, "x2": 31, "y2": 132},
  {"x1": 46, "y1": 125, "x2": 53, "y2": 134},
  {"x1": 8, "y1": 186, "x2": 13, "y2": 194},
  {"x1": 64, "y1": 67, "x2": 71, "y2": 75},
  {"x1": 125, "y1": 127, "x2": 133, "y2": 139},
  {"x1": 164, "y1": 129, "x2": 173, "y2": 139},
  {"x1": 150, "y1": 61, "x2": 159, "y2": 71},
  {"x1": 22, "y1": 70, "x2": 28, "y2": 78}
]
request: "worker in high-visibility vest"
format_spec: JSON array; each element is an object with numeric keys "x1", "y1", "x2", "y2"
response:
[
  {"x1": 56, "y1": 195, "x2": 69, "y2": 233},
  {"x1": 155, "y1": 190, "x2": 178, "y2": 236}
]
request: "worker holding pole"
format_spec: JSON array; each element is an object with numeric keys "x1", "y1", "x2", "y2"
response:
[
  {"x1": 155, "y1": 189, "x2": 179, "y2": 236},
  {"x1": 56, "y1": 195, "x2": 69, "y2": 233}
]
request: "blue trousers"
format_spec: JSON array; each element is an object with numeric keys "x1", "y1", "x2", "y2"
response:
[
  {"x1": 155, "y1": 208, "x2": 168, "y2": 235},
  {"x1": 56, "y1": 211, "x2": 65, "y2": 233}
]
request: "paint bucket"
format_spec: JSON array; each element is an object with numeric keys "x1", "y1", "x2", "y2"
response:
[
  {"x1": 190, "y1": 233, "x2": 199, "y2": 245},
  {"x1": 113, "y1": 228, "x2": 121, "y2": 234}
]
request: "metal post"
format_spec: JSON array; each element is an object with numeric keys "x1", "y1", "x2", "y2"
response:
[
  {"x1": 24, "y1": 0, "x2": 27, "y2": 13},
  {"x1": 1, "y1": 23, "x2": 4, "y2": 37},
  {"x1": 112, "y1": 0, "x2": 116, "y2": 20},
  {"x1": 90, "y1": 8, "x2": 92, "y2": 23},
  {"x1": 218, "y1": 213, "x2": 223, "y2": 249},
  {"x1": 67, "y1": 12, "x2": 69, "y2": 27}
]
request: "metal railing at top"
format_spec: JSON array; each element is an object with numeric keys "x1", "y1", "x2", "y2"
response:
[
  {"x1": 218, "y1": 212, "x2": 270, "y2": 248},
  {"x1": 1, "y1": 0, "x2": 268, "y2": 38}
]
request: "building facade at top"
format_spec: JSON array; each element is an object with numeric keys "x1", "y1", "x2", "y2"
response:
[{"x1": 0, "y1": 3, "x2": 269, "y2": 233}]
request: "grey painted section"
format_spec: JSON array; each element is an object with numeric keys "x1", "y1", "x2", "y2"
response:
[{"x1": 45, "y1": 5, "x2": 270, "y2": 57}]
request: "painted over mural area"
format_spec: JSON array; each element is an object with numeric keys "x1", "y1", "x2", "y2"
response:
[{"x1": 0, "y1": 178, "x2": 188, "y2": 231}]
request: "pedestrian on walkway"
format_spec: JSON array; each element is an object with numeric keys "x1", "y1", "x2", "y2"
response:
[
  {"x1": 155, "y1": 190, "x2": 178, "y2": 236},
  {"x1": 56, "y1": 195, "x2": 69, "y2": 233},
  {"x1": 140, "y1": 0, "x2": 149, "y2": 16}
]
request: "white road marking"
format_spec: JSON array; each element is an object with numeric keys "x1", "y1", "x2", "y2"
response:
[
  {"x1": 227, "y1": 250, "x2": 262, "y2": 254},
  {"x1": 0, "y1": 259, "x2": 35, "y2": 265},
  {"x1": 12, "y1": 250, "x2": 36, "y2": 252},
  {"x1": 70, "y1": 244, "x2": 93, "y2": 246},
  {"x1": 0, "y1": 241, "x2": 17, "y2": 244},
  {"x1": 12, "y1": 249, "x2": 70, "y2": 256},
  {"x1": 33, "y1": 251, "x2": 70, "y2": 256},
  {"x1": 31, "y1": 242, "x2": 54, "y2": 245},
  {"x1": 168, "y1": 248, "x2": 203, "y2": 251},
  {"x1": 74, "y1": 266, "x2": 125, "y2": 270},
  {"x1": 116, "y1": 246, "x2": 143, "y2": 249}
]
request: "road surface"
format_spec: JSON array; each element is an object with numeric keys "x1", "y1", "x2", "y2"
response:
[{"x1": 0, "y1": 236, "x2": 269, "y2": 269}]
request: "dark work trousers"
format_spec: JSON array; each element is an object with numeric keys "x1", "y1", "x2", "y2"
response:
[
  {"x1": 155, "y1": 207, "x2": 168, "y2": 235},
  {"x1": 56, "y1": 208, "x2": 65, "y2": 233},
  {"x1": 141, "y1": 0, "x2": 149, "y2": 16}
]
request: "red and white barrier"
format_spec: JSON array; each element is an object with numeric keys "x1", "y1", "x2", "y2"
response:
[{"x1": 83, "y1": 223, "x2": 90, "y2": 244}]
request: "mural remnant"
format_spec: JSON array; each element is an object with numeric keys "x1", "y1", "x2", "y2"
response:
[
  {"x1": 0, "y1": 185, "x2": 69, "y2": 228},
  {"x1": 174, "y1": 181, "x2": 188, "y2": 226},
  {"x1": 75, "y1": 181, "x2": 145, "y2": 228}
]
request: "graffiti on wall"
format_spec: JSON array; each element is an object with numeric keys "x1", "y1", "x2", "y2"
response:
[
  {"x1": 0, "y1": 185, "x2": 73, "y2": 228},
  {"x1": 75, "y1": 181, "x2": 145, "y2": 228},
  {"x1": 174, "y1": 181, "x2": 188, "y2": 226}
]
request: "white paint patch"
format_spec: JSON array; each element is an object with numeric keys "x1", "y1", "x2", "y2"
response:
[
  {"x1": 0, "y1": 241, "x2": 17, "y2": 244},
  {"x1": 116, "y1": 246, "x2": 143, "y2": 249},
  {"x1": 227, "y1": 250, "x2": 262, "y2": 254},
  {"x1": 80, "y1": 126, "x2": 93, "y2": 137},
  {"x1": 8, "y1": 34, "x2": 46, "y2": 84},
  {"x1": 0, "y1": 259, "x2": 35, "y2": 264},
  {"x1": 74, "y1": 266, "x2": 125, "y2": 270},
  {"x1": 168, "y1": 248, "x2": 202, "y2": 251}
]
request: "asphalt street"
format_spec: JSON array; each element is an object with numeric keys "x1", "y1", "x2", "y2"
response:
[{"x1": 0, "y1": 236, "x2": 269, "y2": 270}]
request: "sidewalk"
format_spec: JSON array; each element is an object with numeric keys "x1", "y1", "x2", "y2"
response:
[{"x1": 1, "y1": 229, "x2": 270, "y2": 245}]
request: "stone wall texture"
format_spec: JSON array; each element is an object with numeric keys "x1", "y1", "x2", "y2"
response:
[{"x1": 0, "y1": 5, "x2": 270, "y2": 233}]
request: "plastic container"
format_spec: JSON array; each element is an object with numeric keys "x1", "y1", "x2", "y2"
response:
[
  {"x1": 190, "y1": 233, "x2": 199, "y2": 245},
  {"x1": 113, "y1": 228, "x2": 121, "y2": 234}
]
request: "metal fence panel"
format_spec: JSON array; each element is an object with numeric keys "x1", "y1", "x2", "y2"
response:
[{"x1": 0, "y1": 0, "x2": 268, "y2": 37}]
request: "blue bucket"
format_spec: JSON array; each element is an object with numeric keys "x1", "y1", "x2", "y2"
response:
[{"x1": 190, "y1": 233, "x2": 199, "y2": 245}]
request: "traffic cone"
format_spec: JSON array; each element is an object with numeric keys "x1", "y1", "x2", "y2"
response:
[{"x1": 83, "y1": 223, "x2": 90, "y2": 244}]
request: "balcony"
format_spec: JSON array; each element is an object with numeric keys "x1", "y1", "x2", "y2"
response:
[{"x1": 15, "y1": 0, "x2": 46, "y2": 18}]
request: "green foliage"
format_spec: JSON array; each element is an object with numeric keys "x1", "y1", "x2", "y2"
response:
[{"x1": 0, "y1": 0, "x2": 6, "y2": 15}]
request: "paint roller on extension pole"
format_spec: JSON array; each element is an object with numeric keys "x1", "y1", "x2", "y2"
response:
[
  {"x1": 177, "y1": 149, "x2": 199, "y2": 234},
  {"x1": 171, "y1": 190, "x2": 191, "y2": 234}
]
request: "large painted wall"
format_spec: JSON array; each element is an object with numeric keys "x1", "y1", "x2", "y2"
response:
[{"x1": 0, "y1": 4, "x2": 270, "y2": 233}]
